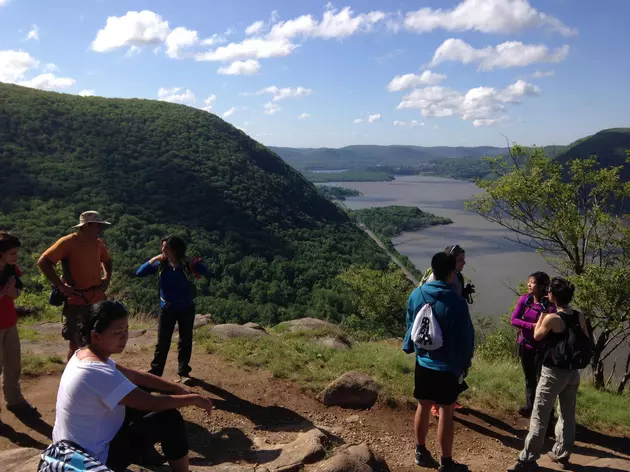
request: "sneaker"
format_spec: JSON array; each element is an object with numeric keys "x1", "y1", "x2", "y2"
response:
[
  {"x1": 177, "y1": 376, "x2": 194, "y2": 386},
  {"x1": 518, "y1": 406, "x2": 532, "y2": 418},
  {"x1": 415, "y1": 447, "x2": 438, "y2": 468},
  {"x1": 507, "y1": 460, "x2": 539, "y2": 471},
  {"x1": 547, "y1": 452, "x2": 569, "y2": 469},
  {"x1": 438, "y1": 459, "x2": 469, "y2": 472},
  {"x1": 7, "y1": 402, "x2": 40, "y2": 417}
]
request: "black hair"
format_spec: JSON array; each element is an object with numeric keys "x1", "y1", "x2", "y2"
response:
[
  {"x1": 548, "y1": 277, "x2": 575, "y2": 306},
  {"x1": 161, "y1": 235, "x2": 187, "y2": 262},
  {"x1": 529, "y1": 271, "x2": 551, "y2": 291},
  {"x1": 0, "y1": 232, "x2": 21, "y2": 254},
  {"x1": 445, "y1": 244, "x2": 465, "y2": 256},
  {"x1": 79, "y1": 300, "x2": 128, "y2": 347},
  {"x1": 431, "y1": 251, "x2": 457, "y2": 282}
]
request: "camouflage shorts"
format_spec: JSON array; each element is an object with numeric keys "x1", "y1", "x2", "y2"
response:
[{"x1": 61, "y1": 304, "x2": 93, "y2": 346}]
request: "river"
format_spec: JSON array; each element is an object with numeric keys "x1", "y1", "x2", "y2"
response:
[{"x1": 326, "y1": 175, "x2": 553, "y2": 320}]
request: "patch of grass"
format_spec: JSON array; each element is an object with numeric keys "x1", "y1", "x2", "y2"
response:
[
  {"x1": 18, "y1": 325, "x2": 41, "y2": 342},
  {"x1": 199, "y1": 330, "x2": 630, "y2": 433},
  {"x1": 21, "y1": 353, "x2": 65, "y2": 377},
  {"x1": 128, "y1": 311, "x2": 158, "y2": 330}
]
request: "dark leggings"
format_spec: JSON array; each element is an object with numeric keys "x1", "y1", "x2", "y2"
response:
[
  {"x1": 149, "y1": 304, "x2": 195, "y2": 377},
  {"x1": 519, "y1": 343, "x2": 543, "y2": 411},
  {"x1": 106, "y1": 408, "x2": 188, "y2": 472}
]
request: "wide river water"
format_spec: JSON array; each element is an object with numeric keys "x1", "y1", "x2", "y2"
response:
[{"x1": 326, "y1": 175, "x2": 553, "y2": 320}]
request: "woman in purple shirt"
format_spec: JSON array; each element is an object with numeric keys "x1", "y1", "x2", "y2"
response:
[{"x1": 511, "y1": 272, "x2": 554, "y2": 418}]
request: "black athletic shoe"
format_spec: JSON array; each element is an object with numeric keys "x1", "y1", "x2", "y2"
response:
[
  {"x1": 507, "y1": 460, "x2": 539, "y2": 471},
  {"x1": 438, "y1": 460, "x2": 469, "y2": 472},
  {"x1": 415, "y1": 446, "x2": 438, "y2": 468}
]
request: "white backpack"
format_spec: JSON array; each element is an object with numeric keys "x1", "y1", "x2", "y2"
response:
[{"x1": 411, "y1": 301, "x2": 443, "y2": 351}]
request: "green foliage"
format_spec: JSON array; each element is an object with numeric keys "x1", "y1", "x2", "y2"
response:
[
  {"x1": 349, "y1": 205, "x2": 453, "y2": 238},
  {"x1": 304, "y1": 170, "x2": 394, "y2": 182},
  {"x1": 0, "y1": 83, "x2": 392, "y2": 325},
  {"x1": 317, "y1": 185, "x2": 362, "y2": 201},
  {"x1": 473, "y1": 314, "x2": 517, "y2": 362},
  {"x1": 337, "y1": 265, "x2": 411, "y2": 338},
  {"x1": 467, "y1": 144, "x2": 630, "y2": 390}
]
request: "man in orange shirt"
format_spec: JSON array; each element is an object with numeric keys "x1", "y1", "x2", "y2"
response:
[{"x1": 38, "y1": 211, "x2": 113, "y2": 361}]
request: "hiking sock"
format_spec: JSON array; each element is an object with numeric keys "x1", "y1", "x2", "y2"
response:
[{"x1": 441, "y1": 457, "x2": 454, "y2": 467}]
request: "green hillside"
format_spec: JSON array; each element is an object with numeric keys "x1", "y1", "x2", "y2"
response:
[{"x1": 0, "y1": 83, "x2": 391, "y2": 325}]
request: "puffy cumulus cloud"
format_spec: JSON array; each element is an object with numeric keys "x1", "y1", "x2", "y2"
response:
[
  {"x1": 254, "y1": 85, "x2": 312, "y2": 101},
  {"x1": 533, "y1": 70, "x2": 555, "y2": 78},
  {"x1": 165, "y1": 27, "x2": 199, "y2": 59},
  {"x1": 223, "y1": 107, "x2": 237, "y2": 118},
  {"x1": 298, "y1": 113, "x2": 311, "y2": 120},
  {"x1": 431, "y1": 38, "x2": 569, "y2": 70},
  {"x1": 195, "y1": 37, "x2": 297, "y2": 62},
  {"x1": 394, "y1": 120, "x2": 424, "y2": 127},
  {"x1": 404, "y1": 0, "x2": 577, "y2": 36},
  {"x1": 245, "y1": 20, "x2": 265, "y2": 36},
  {"x1": 91, "y1": 10, "x2": 170, "y2": 53},
  {"x1": 218, "y1": 59, "x2": 261, "y2": 75},
  {"x1": 18, "y1": 73, "x2": 76, "y2": 91},
  {"x1": 264, "y1": 102, "x2": 281, "y2": 115},
  {"x1": 0, "y1": 49, "x2": 39, "y2": 82},
  {"x1": 396, "y1": 79, "x2": 540, "y2": 126},
  {"x1": 387, "y1": 70, "x2": 446, "y2": 92},
  {"x1": 78, "y1": 89, "x2": 95, "y2": 97},
  {"x1": 367, "y1": 113, "x2": 381, "y2": 123},
  {"x1": 201, "y1": 94, "x2": 217, "y2": 112},
  {"x1": 353, "y1": 118, "x2": 363, "y2": 124},
  {"x1": 157, "y1": 87, "x2": 195, "y2": 105},
  {"x1": 26, "y1": 24, "x2": 40, "y2": 41},
  {"x1": 42, "y1": 63, "x2": 59, "y2": 73}
]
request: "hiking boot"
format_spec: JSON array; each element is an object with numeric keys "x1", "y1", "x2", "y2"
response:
[
  {"x1": 547, "y1": 452, "x2": 570, "y2": 469},
  {"x1": 178, "y1": 376, "x2": 194, "y2": 386},
  {"x1": 415, "y1": 446, "x2": 438, "y2": 468},
  {"x1": 7, "y1": 402, "x2": 40, "y2": 417},
  {"x1": 507, "y1": 460, "x2": 539, "y2": 471},
  {"x1": 438, "y1": 459, "x2": 469, "y2": 472},
  {"x1": 518, "y1": 406, "x2": 532, "y2": 418}
]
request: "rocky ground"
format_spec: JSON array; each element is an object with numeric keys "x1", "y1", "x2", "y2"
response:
[{"x1": 1, "y1": 317, "x2": 629, "y2": 472}]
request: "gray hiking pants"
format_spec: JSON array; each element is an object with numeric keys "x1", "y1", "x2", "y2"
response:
[{"x1": 519, "y1": 365, "x2": 580, "y2": 463}]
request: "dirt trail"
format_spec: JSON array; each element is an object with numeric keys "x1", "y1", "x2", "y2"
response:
[{"x1": 2, "y1": 342, "x2": 629, "y2": 471}]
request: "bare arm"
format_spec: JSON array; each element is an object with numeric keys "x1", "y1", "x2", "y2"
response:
[
  {"x1": 534, "y1": 313, "x2": 556, "y2": 341},
  {"x1": 38, "y1": 256, "x2": 63, "y2": 288},
  {"x1": 117, "y1": 364, "x2": 187, "y2": 395},
  {"x1": 101, "y1": 259, "x2": 113, "y2": 291},
  {"x1": 119, "y1": 387, "x2": 212, "y2": 413}
]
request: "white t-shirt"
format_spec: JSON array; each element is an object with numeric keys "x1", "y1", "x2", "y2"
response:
[{"x1": 52, "y1": 354, "x2": 137, "y2": 464}]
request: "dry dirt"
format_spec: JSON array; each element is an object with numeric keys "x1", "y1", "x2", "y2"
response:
[{"x1": 1, "y1": 331, "x2": 629, "y2": 471}]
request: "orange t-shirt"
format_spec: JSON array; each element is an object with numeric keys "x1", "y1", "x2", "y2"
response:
[{"x1": 41, "y1": 233, "x2": 111, "y2": 305}]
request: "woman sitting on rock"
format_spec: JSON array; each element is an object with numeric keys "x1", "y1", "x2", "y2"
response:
[{"x1": 51, "y1": 300, "x2": 214, "y2": 472}]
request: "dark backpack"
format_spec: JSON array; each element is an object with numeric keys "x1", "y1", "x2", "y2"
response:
[
  {"x1": 157, "y1": 259, "x2": 200, "y2": 301},
  {"x1": 547, "y1": 311, "x2": 594, "y2": 370}
]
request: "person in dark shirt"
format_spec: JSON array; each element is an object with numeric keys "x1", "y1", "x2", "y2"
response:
[{"x1": 137, "y1": 236, "x2": 209, "y2": 385}]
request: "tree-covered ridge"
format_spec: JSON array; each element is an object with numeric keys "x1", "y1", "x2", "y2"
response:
[
  {"x1": 0, "y1": 83, "x2": 391, "y2": 325},
  {"x1": 316, "y1": 186, "x2": 362, "y2": 201},
  {"x1": 349, "y1": 206, "x2": 453, "y2": 238}
]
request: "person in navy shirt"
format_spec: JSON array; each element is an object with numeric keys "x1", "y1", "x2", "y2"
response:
[{"x1": 137, "y1": 235, "x2": 209, "y2": 384}]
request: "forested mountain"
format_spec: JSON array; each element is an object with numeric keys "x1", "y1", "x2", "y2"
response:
[
  {"x1": 555, "y1": 128, "x2": 630, "y2": 180},
  {"x1": 0, "y1": 83, "x2": 391, "y2": 324}
]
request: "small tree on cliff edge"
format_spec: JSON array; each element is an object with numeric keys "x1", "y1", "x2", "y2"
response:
[{"x1": 467, "y1": 146, "x2": 630, "y2": 392}]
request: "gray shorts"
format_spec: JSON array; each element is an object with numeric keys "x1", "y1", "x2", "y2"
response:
[{"x1": 61, "y1": 304, "x2": 93, "y2": 345}]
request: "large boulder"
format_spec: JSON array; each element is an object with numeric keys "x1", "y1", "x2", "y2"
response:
[
  {"x1": 243, "y1": 322, "x2": 268, "y2": 333},
  {"x1": 318, "y1": 372, "x2": 380, "y2": 409},
  {"x1": 254, "y1": 429, "x2": 328, "y2": 471},
  {"x1": 312, "y1": 443, "x2": 390, "y2": 472},
  {"x1": 275, "y1": 317, "x2": 336, "y2": 333},
  {"x1": 315, "y1": 336, "x2": 351, "y2": 350},
  {"x1": 210, "y1": 324, "x2": 270, "y2": 339},
  {"x1": 1, "y1": 448, "x2": 42, "y2": 472}
]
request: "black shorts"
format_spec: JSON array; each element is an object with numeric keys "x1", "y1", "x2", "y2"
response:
[{"x1": 413, "y1": 362, "x2": 467, "y2": 406}]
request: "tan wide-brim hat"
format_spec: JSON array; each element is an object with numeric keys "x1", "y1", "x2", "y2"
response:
[{"x1": 73, "y1": 211, "x2": 111, "y2": 228}]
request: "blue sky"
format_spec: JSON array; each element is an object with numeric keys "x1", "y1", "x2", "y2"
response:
[{"x1": 1, "y1": 0, "x2": 629, "y2": 148}]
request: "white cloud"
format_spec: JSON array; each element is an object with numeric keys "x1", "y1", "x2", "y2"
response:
[
  {"x1": 18, "y1": 73, "x2": 76, "y2": 91},
  {"x1": 165, "y1": 27, "x2": 198, "y2": 59},
  {"x1": 201, "y1": 94, "x2": 217, "y2": 112},
  {"x1": 404, "y1": 0, "x2": 577, "y2": 36},
  {"x1": 157, "y1": 87, "x2": 195, "y2": 105},
  {"x1": 431, "y1": 38, "x2": 569, "y2": 70},
  {"x1": 394, "y1": 120, "x2": 424, "y2": 127},
  {"x1": 533, "y1": 70, "x2": 555, "y2": 78},
  {"x1": 393, "y1": 120, "x2": 406, "y2": 126},
  {"x1": 368, "y1": 113, "x2": 381, "y2": 123},
  {"x1": 254, "y1": 86, "x2": 312, "y2": 101},
  {"x1": 42, "y1": 63, "x2": 59, "y2": 73},
  {"x1": 0, "y1": 0, "x2": 9, "y2": 6},
  {"x1": 91, "y1": 10, "x2": 170, "y2": 53},
  {"x1": 78, "y1": 89, "x2": 95, "y2": 97},
  {"x1": 264, "y1": 102, "x2": 281, "y2": 115},
  {"x1": 387, "y1": 70, "x2": 447, "y2": 92},
  {"x1": 26, "y1": 24, "x2": 40, "y2": 41},
  {"x1": 218, "y1": 59, "x2": 261, "y2": 75},
  {"x1": 223, "y1": 107, "x2": 237, "y2": 118},
  {"x1": 195, "y1": 37, "x2": 297, "y2": 62},
  {"x1": 0, "y1": 49, "x2": 39, "y2": 82},
  {"x1": 298, "y1": 113, "x2": 311, "y2": 120},
  {"x1": 245, "y1": 20, "x2": 265, "y2": 36},
  {"x1": 396, "y1": 79, "x2": 540, "y2": 126},
  {"x1": 353, "y1": 118, "x2": 363, "y2": 124}
]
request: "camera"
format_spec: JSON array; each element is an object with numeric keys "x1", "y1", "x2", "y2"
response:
[
  {"x1": 541, "y1": 296, "x2": 551, "y2": 311},
  {"x1": 463, "y1": 283, "x2": 475, "y2": 295}
]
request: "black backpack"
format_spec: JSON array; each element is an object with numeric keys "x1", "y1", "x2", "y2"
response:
[{"x1": 547, "y1": 311, "x2": 594, "y2": 370}]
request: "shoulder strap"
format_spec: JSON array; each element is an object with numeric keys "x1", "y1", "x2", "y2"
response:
[{"x1": 456, "y1": 271, "x2": 464, "y2": 286}]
